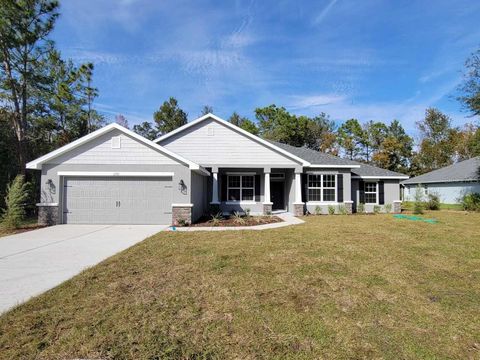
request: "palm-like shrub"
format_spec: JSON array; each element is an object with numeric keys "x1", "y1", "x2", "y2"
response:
[
  {"x1": 1, "y1": 175, "x2": 29, "y2": 230},
  {"x1": 357, "y1": 202, "x2": 365, "y2": 214},
  {"x1": 426, "y1": 193, "x2": 441, "y2": 210},
  {"x1": 328, "y1": 205, "x2": 336, "y2": 215}
]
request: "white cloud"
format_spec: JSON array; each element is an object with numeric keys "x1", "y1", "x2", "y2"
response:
[{"x1": 312, "y1": 0, "x2": 339, "y2": 25}]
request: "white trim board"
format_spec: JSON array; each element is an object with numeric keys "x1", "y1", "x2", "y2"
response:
[
  {"x1": 57, "y1": 171, "x2": 174, "y2": 177},
  {"x1": 352, "y1": 175, "x2": 409, "y2": 180},
  {"x1": 308, "y1": 164, "x2": 361, "y2": 169},
  {"x1": 154, "y1": 113, "x2": 310, "y2": 166},
  {"x1": 26, "y1": 123, "x2": 209, "y2": 175}
]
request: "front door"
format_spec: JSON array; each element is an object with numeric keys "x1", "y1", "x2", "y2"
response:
[{"x1": 271, "y1": 181, "x2": 285, "y2": 210}]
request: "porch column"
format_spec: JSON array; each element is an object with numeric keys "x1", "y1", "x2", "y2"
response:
[
  {"x1": 263, "y1": 168, "x2": 273, "y2": 215},
  {"x1": 293, "y1": 171, "x2": 304, "y2": 216},
  {"x1": 211, "y1": 168, "x2": 220, "y2": 204}
]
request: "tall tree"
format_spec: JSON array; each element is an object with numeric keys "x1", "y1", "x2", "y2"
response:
[
  {"x1": 200, "y1": 105, "x2": 213, "y2": 116},
  {"x1": 305, "y1": 112, "x2": 338, "y2": 154},
  {"x1": 415, "y1": 108, "x2": 458, "y2": 172},
  {"x1": 458, "y1": 48, "x2": 480, "y2": 117},
  {"x1": 153, "y1": 97, "x2": 187, "y2": 135},
  {"x1": 228, "y1": 112, "x2": 259, "y2": 135},
  {"x1": 0, "y1": 0, "x2": 59, "y2": 173},
  {"x1": 133, "y1": 121, "x2": 158, "y2": 140},
  {"x1": 115, "y1": 114, "x2": 128, "y2": 128},
  {"x1": 337, "y1": 118, "x2": 363, "y2": 160}
]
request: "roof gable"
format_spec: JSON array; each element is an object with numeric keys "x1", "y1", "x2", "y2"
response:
[{"x1": 26, "y1": 123, "x2": 207, "y2": 174}]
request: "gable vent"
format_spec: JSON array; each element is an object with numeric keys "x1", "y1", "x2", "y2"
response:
[
  {"x1": 207, "y1": 126, "x2": 214, "y2": 136},
  {"x1": 111, "y1": 136, "x2": 121, "y2": 149}
]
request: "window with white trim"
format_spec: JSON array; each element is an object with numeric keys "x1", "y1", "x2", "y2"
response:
[
  {"x1": 227, "y1": 175, "x2": 255, "y2": 201},
  {"x1": 364, "y1": 182, "x2": 377, "y2": 204},
  {"x1": 307, "y1": 174, "x2": 336, "y2": 202}
]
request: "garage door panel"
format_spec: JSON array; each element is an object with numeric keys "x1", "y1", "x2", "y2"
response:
[{"x1": 63, "y1": 177, "x2": 172, "y2": 224}]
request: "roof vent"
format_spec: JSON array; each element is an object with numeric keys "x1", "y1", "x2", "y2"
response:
[{"x1": 111, "y1": 136, "x2": 121, "y2": 149}]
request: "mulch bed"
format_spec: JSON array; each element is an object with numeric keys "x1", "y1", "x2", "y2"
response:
[{"x1": 190, "y1": 215, "x2": 283, "y2": 227}]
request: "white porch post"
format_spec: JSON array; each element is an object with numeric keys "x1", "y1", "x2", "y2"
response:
[
  {"x1": 295, "y1": 172, "x2": 302, "y2": 203},
  {"x1": 211, "y1": 169, "x2": 220, "y2": 204},
  {"x1": 264, "y1": 171, "x2": 271, "y2": 204}
]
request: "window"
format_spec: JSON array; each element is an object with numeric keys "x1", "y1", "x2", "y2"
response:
[
  {"x1": 227, "y1": 174, "x2": 255, "y2": 201},
  {"x1": 364, "y1": 182, "x2": 377, "y2": 204},
  {"x1": 424, "y1": 185, "x2": 428, "y2": 195},
  {"x1": 307, "y1": 174, "x2": 336, "y2": 202}
]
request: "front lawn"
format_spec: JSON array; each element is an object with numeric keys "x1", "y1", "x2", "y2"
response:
[{"x1": 0, "y1": 212, "x2": 479, "y2": 359}]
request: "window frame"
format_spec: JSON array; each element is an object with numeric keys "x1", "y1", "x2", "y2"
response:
[
  {"x1": 364, "y1": 181, "x2": 378, "y2": 204},
  {"x1": 307, "y1": 173, "x2": 337, "y2": 203},
  {"x1": 226, "y1": 174, "x2": 256, "y2": 203}
]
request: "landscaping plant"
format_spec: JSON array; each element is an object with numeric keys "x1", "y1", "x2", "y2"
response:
[
  {"x1": 413, "y1": 185, "x2": 424, "y2": 214},
  {"x1": 315, "y1": 205, "x2": 322, "y2": 215},
  {"x1": 232, "y1": 211, "x2": 246, "y2": 225},
  {"x1": 373, "y1": 205, "x2": 381, "y2": 214},
  {"x1": 338, "y1": 204, "x2": 347, "y2": 215},
  {"x1": 328, "y1": 205, "x2": 336, "y2": 215},
  {"x1": 460, "y1": 193, "x2": 480, "y2": 212},
  {"x1": 385, "y1": 203, "x2": 392, "y2": 213},
  {"x1": 1, "y1": 175, "x2": 29, "y2": 230},
  {"x1": 426, "y1": 193, "x2": 441, "y2": 210},
  {"x1": 357, "y1": 202, "x2": 365, "y2": 214},
  {"x1": 210, "y1": 212, "x2": 223, "y2": 226}
]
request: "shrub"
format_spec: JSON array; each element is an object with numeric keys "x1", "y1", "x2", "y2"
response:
[
  {"x1": 314, "y1": 205, "x2": 322, "y2": 215},
  {"x1": 373, "y1": 205, "x2": 381, "y2": 214},
  {"x1": 357, "y1": 202, "x2": 365, "y2": 214},
  {"x1": 177, "y1": 218, "x2": 189, "y2": 227},
  {"x1": 1, "y1": 175, "x2": 29, "y2": 230},
  {"x1": 232, "y1": 211, "x2": 245, "y2": 225},
  {"x1": 338, "y1": 204, "x2": 347, "y2": 215},
  {"x1": 460, "y1": 193, "x2": 480, "y2": 212},
  {"x1": 413, "y1": 185, "x2": 424, "y2": 215},
  {"x1": 426, "y1": 193, "x2": 440, "y2": 210},
  {"x1": 211, "y1": 212, "x2": 223, "y2": 226},
  {"x1": 245, "y1": 208, "x2": 251, "y2": 218},
  {"x1": 328, "y1": 205, "x2": 336, "y2": 215},
  {"x1": 384, "y1": 203, "x2": 392, "y2": 213}
]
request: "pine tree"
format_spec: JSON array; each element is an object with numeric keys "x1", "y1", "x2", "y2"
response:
[{"x1": 1, "y1": 175, "x2": 29, "y2": 229}]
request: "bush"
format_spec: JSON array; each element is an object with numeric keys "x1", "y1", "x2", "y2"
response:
[
  {"x1": 177, "y1": 218, "x2": 189, "y2": 227},
  {"x1": 413, "y1": 185, "x2": 424, "y2": 215},
  {"x1": 328, "y1": 205, "x2": 336, "y2": 215},
  {"x1": 232, "y1": 211, "x2": 245, "y2": 225},
  {"x1": 210, "y1": 212, "x2": 223, "y2": 226},
  {"x1": 314, "y1": 205, "x2": 322, "y2": 215},
  {"x1": 384, "y1": 203, "x2": 392, "y2": 213},
  {"x1": 338, "y1": 204, "x2": 347, "y2": 215},
  {"x1": 245, "y1": 208, "x2": 251, "y2": 218},
  {"x1": 426, "y1": 193, "x2": 440, "y2": 210},
  {"x1": 357, "y1": 202, "x2": 365, "y2": 214},
  {"x1": 373, "y1": 205, "x2": 381, "y2": 214},
  {"x1": 460, "y1": 193, "x2": 480, "y2": 212},
  {"x1": 1, "y1": 175, "x2": 30, "y2": 230}
]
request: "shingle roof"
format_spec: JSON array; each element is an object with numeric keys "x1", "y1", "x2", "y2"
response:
[
  {"x1": 402, "y1": 156, "x2": 480, "y2": 184},
  {"x1": 268, "y1": 140, "x2": 408, "y2": 178}
]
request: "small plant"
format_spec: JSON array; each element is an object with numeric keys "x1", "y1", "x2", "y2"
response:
[
  {"x1": 265, "y1": 210, "x2": 272, "y2": 216},
  {"x1": 426, "y1": 193, "x2": 441, "y2": 210},
  {"x1": 211, "y1": 212, "x2": 223, "y2": 226},
  {"x1": 338, "y1": 204, "x2": 347, "y2": 215},
  {"x1": 373, "y1": 205, "x2": 381, "y2": 214},
  {"x1": 328, "y1": 205, "x2": 336, "y2": 215},
  {"x1": 232, "y1": 211, "x2": 245, "y2": 225},
  {"x1": 314, "y1": 205, "x2": 322, "y2": 215},
  {"x1": 413, "y1": 185, "x2": 424, "y2": 214},
  {"x1": 460, "y1": 193, "x2": 480, "y2": 212},
  {"x1": 384, "y1": 203, "x2": 392, "y2": 213},
  {"x1": 357, "y1": 202, "x2": 365, "y2": 214},
  {"x1": 177, "y1": 218, "x2": 189, "y2": 227},
  {"x1": 1, "y1": 175, "x2": 29, "y2": 230},
  {"x1": 245, "y1": 208, "x2": 251, "y2": 219}
]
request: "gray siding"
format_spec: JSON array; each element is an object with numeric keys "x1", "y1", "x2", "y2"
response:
[
  {"x1": 52, "y1": 129, "x2": 180, "y2": 165},
  {"x1": 191, "y1": 171, "x2": 208, "y2": 221},
  {"x1": 403, "y1": 182, "x2": 480, "y2": 204},
  {"x1": 160, "y1": 118, "x2": 300, "y2": 167},
  {"x1": 352, "y1": 178, "x2": 401, "y2": 213}
]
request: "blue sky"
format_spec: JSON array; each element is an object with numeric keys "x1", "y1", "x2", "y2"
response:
[{"x1": 52, "y1": 0, "x2": 480, "y2": 134}]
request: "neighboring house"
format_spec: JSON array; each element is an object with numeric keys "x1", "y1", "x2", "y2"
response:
[
  {"x1": 27, "y1": 113, "x2": 408, "y2": 226},
  {"x1": 402, "y1": 156, "x2": 480, "y2": 204}
]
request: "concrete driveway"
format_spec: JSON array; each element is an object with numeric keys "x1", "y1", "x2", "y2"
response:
[{"x1": 0, "y1": 224, "x2": 167, "y2": 313}]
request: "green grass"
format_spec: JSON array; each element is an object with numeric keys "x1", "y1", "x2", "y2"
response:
[
  {"x1": 402, "y1": 201, "x2": 464, "y2": 211},
  {"x1": 1, "y1": 212, "x2": 479, "y2": 359}
]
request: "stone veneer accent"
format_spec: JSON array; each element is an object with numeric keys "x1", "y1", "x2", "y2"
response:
[
  {"x1": 293, "y1": 203, "x2": 304, "y2": 217},
  {"x1": 393, "y1": 200, "x2": 402, "y2": 214},
  {"x1": 172, "y1": 205, "x2": 192, "y2": 226},
  {"x1": 263, "y1": 203, "x2": 273, "y2": 215},
  {"x1": 37, "y1": 204, "x2": 59, "y2": 226},
  {"x1": 344, "y1": 201, "x2": 353, "y2": 214}
]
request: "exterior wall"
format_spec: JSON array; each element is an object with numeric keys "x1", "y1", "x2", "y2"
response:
[
  {"x1": 403, "y1": 181, "x2": 480, "y2": 204},
  {"x1": 52, "y1": 129, "x2": 180, "y2": 165},
  {"x1": 352, "y1": 178, "x2": 401, "y2": 213},
  {"x1": 160, "y1": 118, "x2": 300, "y2": 167},
  {"x1": 304, "y1": 168, "x2": 352, "y2": 214},
  {"x1": 191, "y1": 171, "x2": 208, "y2": 221},
  {"x1": 40, "y1": 163, "x2": 192, "y2": 224}
]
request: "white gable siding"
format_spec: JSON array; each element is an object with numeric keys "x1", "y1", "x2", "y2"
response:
[
  {"x1": 50, "y1": 129, "x2": 180, "y2": 165},
  {"x1": 160, "y1": 119, "x2": 300, "y2": 166}
]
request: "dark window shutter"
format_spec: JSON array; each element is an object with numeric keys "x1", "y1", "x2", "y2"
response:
[
  {"x1": 379, "y1": 181, "x2": 385, "y2": 205},
  {"x1": 255, "y1": 174, "x2": 261, "y2": 202},
  {"x1": 337, "y1": 174, "x2": 344, "y2": 202},
  {"x1": 302, "y1": 173, "x2": 308, "y2": 202},
  {"x1": 359, "y1": 180, "x2": 365, "y2": 203},
  {"x1": 221, "y1": 174, "x2": 227, "y2": 201}
]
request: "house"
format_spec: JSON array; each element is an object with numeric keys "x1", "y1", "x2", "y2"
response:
[
  {"x1": 402, "y1": 156, "x2": 480, "y2": 204},
  {"x1": 27, "y1": 113, "x2": 409, "y2": 225}
]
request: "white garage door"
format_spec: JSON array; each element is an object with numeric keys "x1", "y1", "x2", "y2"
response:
[{"x1": 63, "y1": 177, "x2": 173, "y2": 224}]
